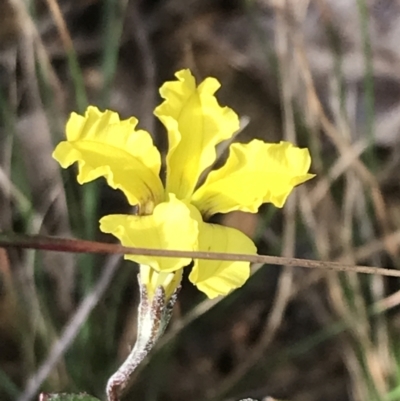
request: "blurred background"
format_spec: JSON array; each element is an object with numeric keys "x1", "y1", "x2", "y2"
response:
[{"x1": 2, "y1": 0, "x2": 400, "y2": 400}]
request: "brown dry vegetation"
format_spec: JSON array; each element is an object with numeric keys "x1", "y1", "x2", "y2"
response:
[{"x1": 1, "y1": 1, "x2": 400, "y2": 401}]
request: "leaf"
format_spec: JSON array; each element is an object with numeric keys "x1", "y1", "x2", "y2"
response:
[{"x1": 39, "y1": 393, "x2": 101, "y2": 401}]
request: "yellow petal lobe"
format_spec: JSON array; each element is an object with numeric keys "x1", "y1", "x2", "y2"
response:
[
  {"x1": 53, "y1": 106, "x2": 164, "y2": 214},
  {"x1": 189, "y1": 222, "x2": 257, "y2": 298},
  {"x1": 154, "y1": 69, "x2": 240, "y2": 199},
  {"x1": 192, "y1": 140, "x2": 314, "y2": 217},
  {"x1": 99, "y1": 194, "x2": 199, "y2": 272}
]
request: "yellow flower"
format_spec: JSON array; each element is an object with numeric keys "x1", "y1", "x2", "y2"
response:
[{"x1": 53, "y1": 69, "x2": 314, "y2": 299}]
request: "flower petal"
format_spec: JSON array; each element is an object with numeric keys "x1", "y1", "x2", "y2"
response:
[
  {"x1": 189, "y1": 222, "x2": 257, "y2": 298},
  {"x1": 192, "y1": 140, "x2": 315, "y2": 217},
  {"x1": 154, "y1": 69, "x2": 240, "y2": 199},
  {"x1": 53, "y1": 106, "x2": 164, "y2": 214},
  {"x1": 99, "y1": 194, "x2": 199, "y2": 272}
]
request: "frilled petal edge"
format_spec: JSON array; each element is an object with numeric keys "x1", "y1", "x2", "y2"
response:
[
  {"x1": 189, "y1": 222, "x2": 257, "y2": 298},
  {"x1": 53, "y1": 106, "x2": 164, "y2": 214},
  {"x1": 154, "y1": 69, "x2": 240, "y2": 199},
  {"x1": 192, "y1": 140, "x2": 315, "y2": 217}
]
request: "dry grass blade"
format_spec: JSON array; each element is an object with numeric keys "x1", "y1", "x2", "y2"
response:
[
  {"x1": 16, "y1": 255, "x2": 121, "y2": 401},
  {"x1": 8, "y1": 0, "x2": 74, "y2": 314},
  {"x1": 293, "y1": 16, "x2": 396, "y2": 259}
]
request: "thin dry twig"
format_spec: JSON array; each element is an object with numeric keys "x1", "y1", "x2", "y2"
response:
[{"x1": 2, "y1": 232, "x2": 400, "y2": 278}]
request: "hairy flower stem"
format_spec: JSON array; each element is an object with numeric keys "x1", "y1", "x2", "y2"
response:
[{"x1": 106, "y1": 276, "x2": 180, "y2": 401}]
